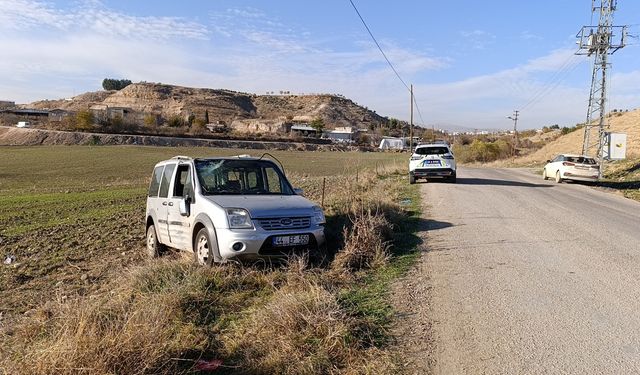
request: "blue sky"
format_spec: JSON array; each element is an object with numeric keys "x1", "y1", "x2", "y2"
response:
[{"x1": 1, "y1": 0, "x2": 639, "y2": 130}]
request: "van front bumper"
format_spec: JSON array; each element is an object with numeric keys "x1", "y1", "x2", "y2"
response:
[{"x1": 216, "y1": 226, "x2": 326, "y2": 260}]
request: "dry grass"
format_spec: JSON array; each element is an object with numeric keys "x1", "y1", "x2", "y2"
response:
[
  {"x1": 222, "y1": 281, "x2": 354, "y2": 375},
  {"x1": 332, "y1": 211, "x2": 391, "y2": 274},
  {"x1": 1, "y1": 167, "x2": 412, "y2": 375},
  {"x1": 3, "y1": 261, "x2": 279, "y2": 374}
]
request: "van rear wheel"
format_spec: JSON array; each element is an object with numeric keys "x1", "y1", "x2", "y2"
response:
[{"x1": 146, "y1": 224, "x2": 165, "y2": 258}]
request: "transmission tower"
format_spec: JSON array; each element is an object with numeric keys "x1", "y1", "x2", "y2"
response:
[{"x1": 576, "y1": 0, "x2": 626, "y2": 174}]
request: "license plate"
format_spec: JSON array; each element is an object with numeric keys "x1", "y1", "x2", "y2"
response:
[
  {"x1": 272, "y1": 234, "x2": 310, "y2": 247},
  {"x1": 422, "y1": 160, "x2": 441, "y2": 166}
]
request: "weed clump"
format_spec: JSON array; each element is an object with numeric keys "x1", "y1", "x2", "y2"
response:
[
  {"x1": 332, "y1": 210, "x2": 391, "y2": 274},
  {"x1": 223, "y1": 281, "x2": 354, "y2": 374}
]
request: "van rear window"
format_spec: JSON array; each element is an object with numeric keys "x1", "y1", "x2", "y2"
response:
[
  {"x1": 148, "y1": 166, "x2": 163, "y2": 197},
  {"x1": 415, "y1": 147, "x2": 449, "y2": 155}
]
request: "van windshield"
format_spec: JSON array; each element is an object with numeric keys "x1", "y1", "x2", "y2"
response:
[{"x1": 194, "y1": 159, "x2": 294, "y2": 195}]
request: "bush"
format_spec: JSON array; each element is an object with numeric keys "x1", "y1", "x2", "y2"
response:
[{"x1": 167, "y1": 116, "x2": 185, "y2": 128}]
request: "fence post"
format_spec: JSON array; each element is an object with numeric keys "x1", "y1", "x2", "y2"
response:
[{"x1": 321, "y1": 177, "x2": 326, "y2": 209}]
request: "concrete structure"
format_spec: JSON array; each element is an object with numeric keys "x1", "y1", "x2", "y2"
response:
[
  {"x1": 49, "y1": 109, "x2": 71, "y2": 122},
  {"x1": 290, "y1": 124, "x2": 319, "y2": 137},
  {"x1": 324, "y1": 126, "x2": 356, "y2": 143}
]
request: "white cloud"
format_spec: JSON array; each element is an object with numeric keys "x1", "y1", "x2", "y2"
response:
[
  {"x1": 459, "y1": 29, "x2": 496, "y2": 50},
  {"x1": 0, "y1": 0, "x2": 209, "y2": 40}
]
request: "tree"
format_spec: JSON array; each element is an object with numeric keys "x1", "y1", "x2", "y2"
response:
[
  {"x1": 310, "y1": 117, "x2": 325, "y2": 133},
  {"x1": 102, "y1": 78, "x2": 132, "y2": 91},
  {"x1": 75, "y1": 110, "x2": 94, "y2": 131}
]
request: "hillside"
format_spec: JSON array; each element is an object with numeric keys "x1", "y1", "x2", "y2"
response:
[
  {"x1": 519, "y1": 109, "x2": 640, "y2": 163},
  {"x1": 25, "y1": 83, "x2": 387, "y2": 129}
]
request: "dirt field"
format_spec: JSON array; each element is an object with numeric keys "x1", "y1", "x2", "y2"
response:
[{"x1": 0, "y1": 146, "x2": 406, "y2": 318}]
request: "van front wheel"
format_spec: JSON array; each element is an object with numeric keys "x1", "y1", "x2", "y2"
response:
[{"x1": 194, "y1": 228, "x2": 215, "y2": 266}]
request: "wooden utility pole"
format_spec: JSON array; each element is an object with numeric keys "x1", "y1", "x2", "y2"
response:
[
  {"x1": 508, "y1": 110, "x2": 519, "y2": 156},
  {"x1": 409, "y1": 84, "x2": 413, "y2": 152}
]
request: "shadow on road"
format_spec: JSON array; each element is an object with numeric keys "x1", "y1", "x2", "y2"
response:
[
  {"x1": 457, "y1": 177, "x2": 552, "y2": 188},
  {"x1": 598, "y1": 180, "x2": 640, "y2": 190},
  {"x1": 424, "y1": 219, "x2": 454, "y2": 231}
]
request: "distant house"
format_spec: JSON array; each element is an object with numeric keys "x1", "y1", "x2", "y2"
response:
[
  {"x1": 291, "y1": 124, "x2": 320, "y2": 137},
  {"x1": 48, "y1": 109, "x2": 71, "y2": 121},
  {"x1": 323, "y1": 126, "x2": 356, "y2": 143},
  {"x1": 0, "y1": 100, "x2": 15, "y2": 109},
  {"x1": 90, "y1": 105, "x2": 136, "y2": 123},
  {"x1": 1, "y1": 108, "x2": 49, "y2": 119}
]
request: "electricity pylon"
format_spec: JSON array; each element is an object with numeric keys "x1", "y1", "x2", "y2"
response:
[{"x1": 576, "y1": 0, "x2": 626, "y2": 174}]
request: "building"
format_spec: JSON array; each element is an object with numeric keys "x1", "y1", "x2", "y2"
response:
[
  {"x1": 290, "y1": 124, "x2": 320, "y2": 137},
  {"x1": 0, "y1": 101, "x2": 15, "y2": 109},
  {"x1": 48, "y1": 109, "x2": 71, "y2": 122},
  {"x1": 323, "y1": 126, "x2": 357, "y2": 143}
]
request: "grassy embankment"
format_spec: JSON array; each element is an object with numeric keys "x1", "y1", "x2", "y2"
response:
[{"x1": 0, "y1": 146, "x2": 421, "y2": 374}]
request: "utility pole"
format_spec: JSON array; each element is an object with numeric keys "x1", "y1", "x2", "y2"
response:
[
  {"x1": 576, "y1": 0, "x2": 626, "y2": 176},
  {"x1": 507, "y1": 110, "x2": 519, "y2": 156},
  {"x1": 409, "y1": 84, "x2": 414, "y2": 152}
]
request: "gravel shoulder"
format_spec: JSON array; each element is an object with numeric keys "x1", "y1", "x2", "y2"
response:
[{"x1": 392, "y1": 167, "x2": 640, "y2": 374}]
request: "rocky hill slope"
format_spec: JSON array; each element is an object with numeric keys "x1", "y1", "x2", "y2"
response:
[
  {"x1": 25, "y1": 83, "x2": 388, "y2": 129},
  {"x1": 518, "y1": 109, "x2": 640, "y2": 163}
]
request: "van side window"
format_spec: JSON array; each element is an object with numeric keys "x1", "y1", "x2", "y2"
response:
[
  {"x1": 158, "y1": 164, "x2": 176, "y2": 198},
  {"x1": 173, "y1": 165, "x2": 193, "y2": 198},
  {"x1": 148, "y1": 166, "x2": 164, "y2": 197}
]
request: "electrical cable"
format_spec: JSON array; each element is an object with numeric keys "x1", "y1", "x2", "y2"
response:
[
  {"x1": 518, "y1": 53, "x2": 585, "y2": 112},
  {"x1": 348, "y1": 0, "x2": 429, "y2": 128},
  {"x1": 348, "y1": 0, "x2": 409, "y2": 91}
]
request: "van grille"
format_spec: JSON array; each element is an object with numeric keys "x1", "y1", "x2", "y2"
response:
[{"x1": 257, "y1": 217, "x2": 311, "y2": 230}]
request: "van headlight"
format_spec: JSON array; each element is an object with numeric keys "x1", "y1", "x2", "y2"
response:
[
  {"x1": 226, "y1": 208, "x2": 254, "y2": 229},
  {"x1": 313, "y1": 206, "x2": 326, "y2": 225}
]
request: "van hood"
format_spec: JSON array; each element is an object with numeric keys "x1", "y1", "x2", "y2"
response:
[{"x1": 204, "y1": 195, "x2": 317, "y2": 218}]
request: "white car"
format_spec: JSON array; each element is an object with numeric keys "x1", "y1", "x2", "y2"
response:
[
  {"x1": 409, "y1": 144, "x2": 457, "y2": 184},
  {"x1": 145, "y1": 155, "x2": 326, "y2": 264},
  {"x1": 543, "y1": 154, "x2": 600, "y2": 183}
]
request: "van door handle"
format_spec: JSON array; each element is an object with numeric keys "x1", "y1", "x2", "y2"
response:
[
  {"x1": 162, "y1": 202, "x2": 167, "y2": 206},
  {"x1": 168, "y1": 202, "x2": 174, "y2": 206}
]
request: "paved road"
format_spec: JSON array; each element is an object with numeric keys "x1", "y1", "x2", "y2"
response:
[{"x1": 401, "y1": 167, "x2": 640, "y2": 374}]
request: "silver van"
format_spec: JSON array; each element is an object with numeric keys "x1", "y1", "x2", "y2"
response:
[{"x1": 145, "y1": 155, "x2": 326, "y2": 264}]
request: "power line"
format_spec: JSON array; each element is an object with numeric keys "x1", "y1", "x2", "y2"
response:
[
  {"x1": 348, "y1": 0, "x2": 431, "y2": 129},
  {"x1": 348, "y1": 0, "x2": 410, "y2": 91},
  {"x1": 519, "y1": 54, "x2": 585, "y2": 112}
]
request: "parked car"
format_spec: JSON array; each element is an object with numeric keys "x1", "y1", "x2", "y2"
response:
[
  {"x1": 145, "y1": 155, "x2": 326, "y2": 264},
  {"x1": 408, "y1": 144, "x2": 457, "y2": 184},
  {"x1": 543, "y1": 154, "x2": 600, "y2": 183}
]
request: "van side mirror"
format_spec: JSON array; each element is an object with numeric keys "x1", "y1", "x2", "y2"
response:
[
  {"x1": 293, "y1": 188, "x2": 304, "y2": 196},
  {"x1": 180, "y1": 196, "x2": 191, "y2": 217},
  {"x1": 546, "y1": 160, "x2": 551, "y2": 163}
]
